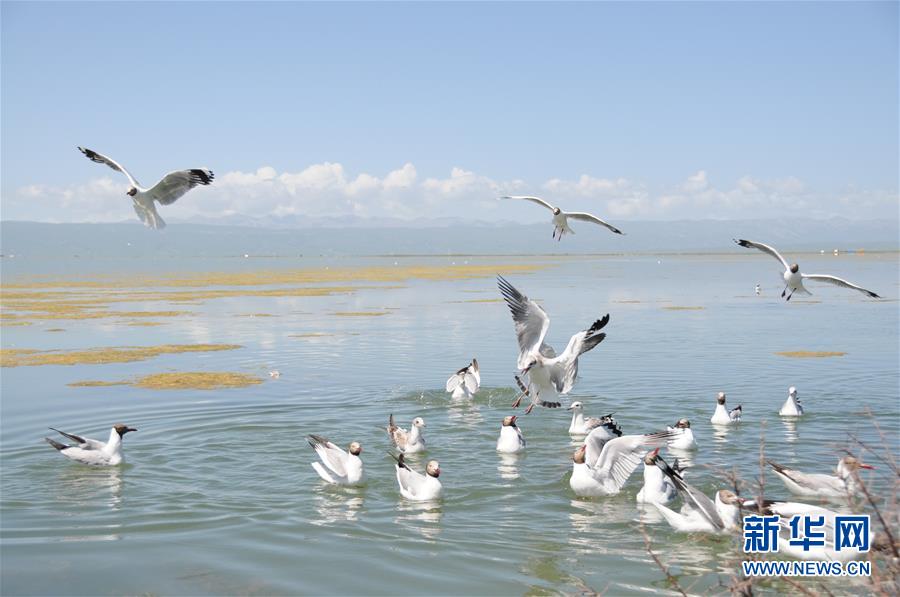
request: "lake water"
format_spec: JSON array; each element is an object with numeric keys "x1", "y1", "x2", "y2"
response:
[{"x1": 1, "y1": 250, "x2": 897, "y2": 595}]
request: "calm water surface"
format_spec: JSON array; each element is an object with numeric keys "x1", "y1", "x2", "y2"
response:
[{"x1": 2, "y1": 252, "x2": 898, "y2": 595}]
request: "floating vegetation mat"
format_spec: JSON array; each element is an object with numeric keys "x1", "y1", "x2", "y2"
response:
[
  {"x1": 776, "y1": 351, "x2": 846, "y2": 358},
  {"x1": 44, "y1": 328, "x2": 66, "y2": 332},
  {"x1": 333, "y1": 311, "x2": 389, "y2": 317},
  {"x1": 0, "y1": 344, "x2": 242, "y2": 368},
  {"x1": 1, "y1": 263, "x2": 546, "y2": 325},
  {"x1": 122, "y1": 321, "x2": 164, "y2": 327},
  {"x1": 662, "y1": 306, "x2": 706, "y2": 311},
  {"x1": 67, "y1": 380, "x2": 130, "y2": 387},
  {"x1": 132, "y1": 372, "x2": 263, "y2": 390}
]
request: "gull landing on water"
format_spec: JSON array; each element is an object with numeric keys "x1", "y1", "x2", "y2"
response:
[
  {"x1": 392, "y1": 453, "x2": 442, "y2": 501},
  {"x1": 498, "y1": 196, "x2": 623, "y2": 240},
  {"x1": 387, "y1": 415, "x2": 426, "y2": 453},
  {"x1": 735, "y1": 239, "x2": 880, "y2": 300},
  {"x1": 498, "y1": 275, "x2": 609, "y2": 414},
  {"x1": 446, "y1": 359, "x2": 480, "y2": 399},
  {"x1": 307, "y1": 434, "x2": 365, "y2": 486},
  {"x1": 77, "y1": 147, "x2": 213, "y2": 230},
  {"x1": 710, "y1": 392, "x2": 741, "y2": 425},
  {"x1": 44, "y1": 424, "x2": 137, "y2": 466}
]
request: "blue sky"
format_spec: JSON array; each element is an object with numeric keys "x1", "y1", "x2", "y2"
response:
[{"x1": 2, "y1": 1, "x2": 897, "y2": 223}]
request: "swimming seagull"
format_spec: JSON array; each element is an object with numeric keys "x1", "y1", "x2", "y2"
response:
[
  {"x1": 768, "y1": 456, "x2": 874, "y2": 499},
  {"x1": 567, "y1": 401, "x2": 613, "y2": 435},
  {"x1": 387, "y1": 415, "x2": 426, "y2": 453},
  {"x1": 497, "y1": 275, "x2": 609, "y2": 414},
  {"x1": 307, "y1": 434, "x2": 365, "y2": 486},
  {"x1": 779, "y1": 386, "x2": 803, "y2": 417},
  {"x1": 44, "y1": 424, "x2": 137, "y2": 466},
  {"x1": 652, "y1": 457, "x2": 745, "y2": 533},
  {"x1": 636, "y1": 449, "x2": 680, "y2": 505},
  {"x1": 77, "y1": 147, "x2": 214, "y2": 230},
  {"x1": 496, "y1": 415, "x2": 526, "y2": 453},
  {"x1": 499, "y1": 196, "x2": 623, "y2": 240},
  {"x1": 392, "y1": 453, "x2": 442, "y2": 501},
  {"x1": 446, "y1": 359, "x2": 480, "y2": 399},
  {"x1": 569, "y1": 424, "x2": 671, "y2": 497},
  {"x1": 735, "y1": 239, "x2": 880, "y2": 300},
  {"x1": 666, "y1": 418, "x2": 698, "y2": 450},
  {"x1": 710, "y1": 392, "x2": 741, "y2": 425}
]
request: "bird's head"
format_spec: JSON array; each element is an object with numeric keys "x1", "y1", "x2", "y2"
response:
[
  {"x1": 790, "y1": 263, "x2": 800, "y2": 274},
  {"x1": 573, "y1": 445, "x2": 587, "y2": 464},
  {"x1": 412, "y1": 417, "x2": 426, "y2": 428},
  {"x1": 426, "y1": 460, "x2": 441, "y2": 478},
  {"x1": 113, "y1": 423, "x2": 137, "y2": 437},
  {"x1": 567, "y1": 401, "x2": 583, "y2": 412},
  {"x1": 126, "y1": 187, "x2": 138, "y2": 197},
  {"x1": 716, "y1": 392, "x2": 727, "y2": 405},
  {"x1": 552, "y1": 207, "x2": 561, "y2": 215},
  {"x1": 348, "y1": 442, "x2": 362, "y2": 456},
  {"x1": 788, "y1": 386, "x2": 797, "y2": 397},
  {"x1": 716, "y1": 490, "x2": 745, "y2": 506},
  {"x1": 502, "y1": 415, "x2": 518, "y2": 427},
  {"x1": 643, "y1": 447, "x2": 661, "y2": 465},
  {"x1": 675, "y1": 418, "x2": 691, "y2": 429}
]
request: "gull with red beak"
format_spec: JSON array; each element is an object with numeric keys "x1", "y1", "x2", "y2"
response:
[
  {"x1": 498, "y1": 275, "x2": 609, "y2": 414},
  {"x1": 768, "y1": 456, "x2": 874, "y2": 499},
  {"x1": 392, "y1": 453, "x2": 442, "y2": 501},
  {"x1": 44, "y1": 424, "x2": 137, "y2": 466},
  {"x1": 496, "y1": 416, "x2": 526, "y2": 453},
  {"x1": 569, "y1": 424, "x2": 671, "y2": 497},
  {"x1": 307, "y1": 434, "x2": 365, "y2": 486}
]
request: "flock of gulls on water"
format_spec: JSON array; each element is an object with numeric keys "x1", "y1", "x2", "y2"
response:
[{"x1": 43, "y1": 149, "x2": 887, "y2": 562}]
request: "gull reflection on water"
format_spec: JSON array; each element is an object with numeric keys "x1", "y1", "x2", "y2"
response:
[
  {"x1": 395, "y1": 500, "x2": 442, "y2": 541},
  {"x1": 497, "y1": 452, "x2": 522, "y2": 482},
  {"x1": 781, "y1": 417, "x2": 799, "y2": 443},
  {"x1": 311, "y1": 487, "x2": 364, "y2": 526},
  {"x1": 667, "y1": 446, "x2": 695, "y2": 469},
  {"x1": 55, "y1": 465, "x2": 124, "y2": 512},
  {"x1": 446, "y1": 395, "x2": 483, "y2": 427},
  {"x1": 567, "y1": 498, "x2": 633, "y2": 555},
  {"x1": 711, "y1": 423, "x2": 732, "y2": 443}
]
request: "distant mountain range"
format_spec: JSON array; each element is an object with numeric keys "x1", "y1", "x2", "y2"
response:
[{"x1": 1, "y1": 218, "x2": 897, "y2": 259}]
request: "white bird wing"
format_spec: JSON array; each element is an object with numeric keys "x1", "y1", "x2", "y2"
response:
[
  {"x1": 497, "y1": 275, "x2": 551, "y2": 370},
  {"x1": 446, "y1": 372, "x2": 463, "y2": 393},
  {"x1": 498, "y1": 195, "x2": 556, "y2": 212},
  {"x1": 470, "y1": 359, "x2": 480, "y2": 386},
  {"x1": 734, "y1": 239, "x2": 790, "y2": 271},
  {"x1": 565, "y1": 212, "x2": 623, "y2": 235},
  {"x1": 132, "y1": 200, "x2": 166, "y2": 230},
  {"x1": 591, "y1": 433, "x2": 668, "y2": 492},
  {"x1": 462, "y1": 372, "x2": 479, "y2": 394},
  {"x1": 662, "y1": 467, "x2": 725, "y2": 530},
  {"x1": 396, "y1": 462, "x2": 428, "y2": 497},
  {"x1": 49, "y1": 427, "x2": 105, "y2": 450},
  {"x1": 802, "y1": 274, "x2": 880, "y2": 298},
  {"x1": 147, "y1": 169, "x2": 214, "y2": 205},
  {"x1": 77, "y1": 147, "x2": 141, "y2": 188},
  {"x1": 307, "y1": 435, "x2": 348, "y2": 478},
  {"x1": 583, "y1": 424, "x2": 619, "y2": 468},
  {"x1": 552, "y1": 315, "x2": 609, "y2": 393}
]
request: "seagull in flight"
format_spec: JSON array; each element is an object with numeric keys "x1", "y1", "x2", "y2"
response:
[
  {"x1": 497, "y1": 275, "x2": 609, "y2": 413},
  {"x1": 44, "y1": 424, "x2": 137, "y2": 466},
  {"x1": 77, "y1": 147, "x2": 214, "y2": 230},
  {"x1": 735, "y1": 239, "x2": 880, "y2": 301},
  {"x1": 499, "y1": 196, "x2": 623, "y2": 240}
]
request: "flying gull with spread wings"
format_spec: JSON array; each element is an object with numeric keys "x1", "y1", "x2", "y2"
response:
[{"x1": 499, "y1": 195, "x2": 623, "y2": 240}]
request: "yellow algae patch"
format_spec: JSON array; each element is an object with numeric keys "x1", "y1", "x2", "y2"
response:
[
  {"x1": 132, "y1": 372, "x2": 263, "y2": 390},
  {"x1": 122, "y1": 321, "x2": 164, "y2": 327},
  {"x1": 333, "y1": 311, "x2": 389, "y2": 317},
  {"x1": 1, "y1": 320, "x2": 32, "y2": 326},
  {"x1": 0, "y1": 344, "x2": 241, "y2": 367},
  {"x1": 662, "y1": 306, "x2": 706, "y2": 311},
  {"x1": 776, "y1": 351, "x2": 846, "y2": 358},
  {"x1": 45, "y1": 328, "x2": 66, "y2": 332},
  {"x1": 67, "y1": 380, "x2": 130, "y2": 388},
  {"x1": 290, "y1": 332, "x2": 334, "y2": 338}
]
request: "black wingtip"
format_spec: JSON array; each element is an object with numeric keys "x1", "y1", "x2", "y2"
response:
[
  {"x1": 44, "y1": 437, "x2": 67, "y2": 451},
  {"x1": 307, "y1": 434, "x2": 328, "y2": 449}
]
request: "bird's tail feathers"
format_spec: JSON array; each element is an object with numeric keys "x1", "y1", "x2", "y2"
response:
[{"x1": 44, "y1": 437, "x2": 67, "y2": 451}]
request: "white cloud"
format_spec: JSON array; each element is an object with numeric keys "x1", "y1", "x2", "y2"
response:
[{"x1": 4, "y1": 162, "x2": 897, "y2": 224}]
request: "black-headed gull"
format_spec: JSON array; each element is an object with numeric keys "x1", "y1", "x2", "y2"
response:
[
  {"x1": 77, "y1": 147, "x2": 214, "y2": 230},
  {"x1": 779, "y1": 386, "x2": 803, "y2": 417},
  {"x1": 44, "y1": 424, "x2": 137, "y2": 466},
  {"x1": 393, "y1": 453, "x2": 442, "y2": 501},
  {"x1": 666, "y1": 418, "x2": 698, "y2": 450},
  {"x1": 768, "y1": 456, "x2": 873, "y2": 499},
  {"x1": 497, "y1": 275, "x2": 609, "y2": 414},
  {"x1": 567, "y1": 401, "x2": 613, "y2": 435},
  {"x1": 388, "y1": 414, "x2": 426, "y2": 453},
  {"x1": 652, "y1": 457, "x2": 744, "y2": 533},
  {"x1": 499, "y1": 195, "x2": 623, "y2": 240},
  {"x1": 496, "y1": 415, "x2": 526, "y2": 453},
  {"x1": 636, "y1": 449, "x2": 679, "y2": 505},
  {"x1": 307, "y1": 434, "x2": 365, "y2": 486},
  {"x1": 569, "y1": 425, "x2": 671, "y2": 497},
  {"x1": 446, "y1": 359, "x2": 480, "y2": 399},
  {"x1": 735, "y1": 239, "x2": 880, "y2": 300},
  {"x1": 710, "y1": 391, "x2": 741, "y2": 425}
]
